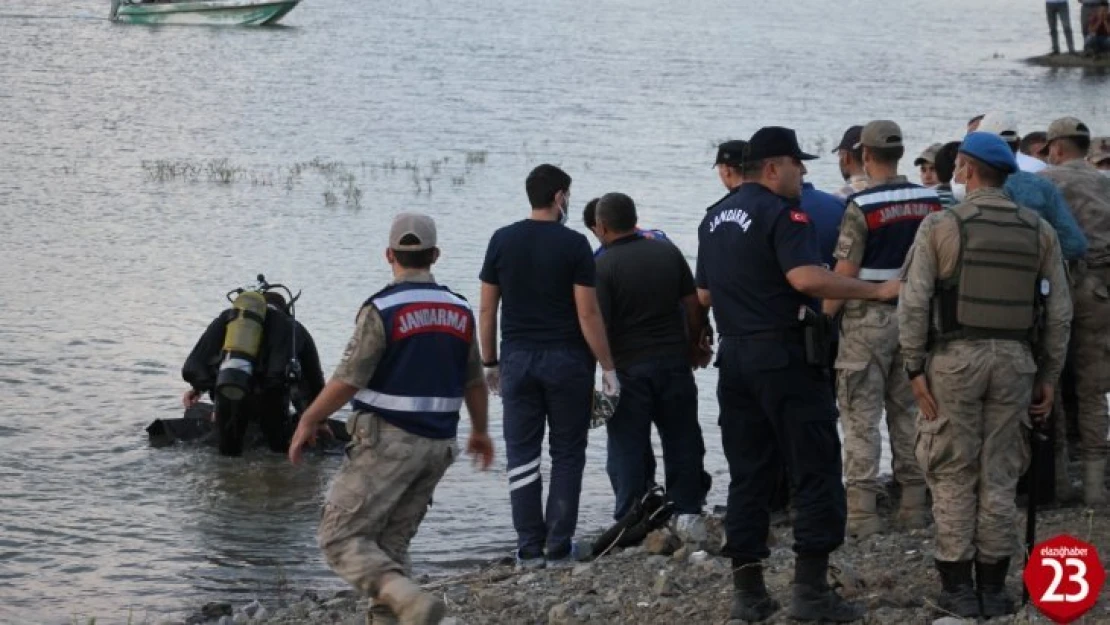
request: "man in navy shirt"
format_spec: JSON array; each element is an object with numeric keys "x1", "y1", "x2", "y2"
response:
[
  {"x1": 697, "y1": 127, "x2": 898, "y2": 623},
  {"x1": 479, "y1": 164, "x2": 620, "y2": 568}
]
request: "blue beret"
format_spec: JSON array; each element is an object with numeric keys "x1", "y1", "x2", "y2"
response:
[{"x1": 958, "y1": 132, "x2": 1018, "y2": 174}]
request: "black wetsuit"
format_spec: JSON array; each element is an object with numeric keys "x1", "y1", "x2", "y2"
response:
[{"x1": 182, "y1": 304, "x2": 325, "y2": 455}]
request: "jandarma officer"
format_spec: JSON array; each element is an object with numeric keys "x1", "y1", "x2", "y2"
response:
[
  {"x1": 695, "y1": 126, "x2": 899, "y2": 623},
  {"x1": 899, "y1": 133, "x2": 1071, "y2": 619}
]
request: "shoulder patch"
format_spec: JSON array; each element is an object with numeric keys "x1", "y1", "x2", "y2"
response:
[{"x1": 789, "y1": 210, "x2": 810, "y2": 224}]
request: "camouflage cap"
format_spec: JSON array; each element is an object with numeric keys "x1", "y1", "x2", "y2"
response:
[
  {"x1": 913, "y1": 143, "x2": 943, "y2": 166},
  {"x1": 389, "y1": 212, "x2": 437, "y2": 251},
  {"x1": 1046, "y1": 117, "x2": 1091, "y2": 142},
  {"x1": 1090, "y1": 136, "x2": 1110, "y2": 164},
  {"x1": 861, "y1": 120, "x2": 904, "y2": 149}
]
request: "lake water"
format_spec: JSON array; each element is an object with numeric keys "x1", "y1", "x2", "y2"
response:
[{"x1": 1, "y1": 0, "x2": 1106, "y2": 621}]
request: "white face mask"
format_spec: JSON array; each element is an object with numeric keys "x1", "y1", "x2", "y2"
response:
[{"x1": 951, "y1": 182, "x2": 967, "y2": 202}]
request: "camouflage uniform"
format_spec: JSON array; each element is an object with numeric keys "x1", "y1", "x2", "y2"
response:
[
  {"x1": 318, "y1": 271, "x2": 483, "y2": 598},
  {"x1": 899, "y1": 188, "x2": 1071, "y2": 564},
  {"x1": 1039, "y1": 160, "x2": 1110, "y2": 469},
  {"x1": 833, "y1": 176, "x2": 923, "y2": 509}
]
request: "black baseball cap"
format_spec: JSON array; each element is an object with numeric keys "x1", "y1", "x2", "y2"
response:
[
  {"x1": 746, "y1": 127, "x2": 817, "y2": 162},
  {"x1": 714, "y1": 140, "x2": 748, "y2": 167},
  {"x1": 832, "y1": 125, "x2": 864, "y2": 153}
]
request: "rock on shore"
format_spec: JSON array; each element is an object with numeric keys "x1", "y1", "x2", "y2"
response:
[{"x1": 176, "y1": 503, "x2": 1109, "y2": 625}]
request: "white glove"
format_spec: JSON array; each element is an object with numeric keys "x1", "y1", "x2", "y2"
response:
[
  {"x1": 602, "y1": 370, "x2": 620, "y2": 398},
  {"x1": 485, "y1": 365, "x2": 501, "y2": 395}
]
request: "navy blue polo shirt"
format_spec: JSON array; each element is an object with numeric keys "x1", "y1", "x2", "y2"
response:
[
  {"x1": 696, "y1": 183, "x2": 823, "y2": 336},
  {"x1": 479, "y1": 219, "x2": 595, "y2": 350}
]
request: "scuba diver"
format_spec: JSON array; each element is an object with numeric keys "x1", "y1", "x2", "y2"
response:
[{"x1": 180, "y1": 275, "x2": 326, "y2": 456}]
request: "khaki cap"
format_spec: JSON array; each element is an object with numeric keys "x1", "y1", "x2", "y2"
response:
[
  {"x1": 978, "y1": 111, "x2": 1020, "y2": 142},
  {"x1": 1090, "y1": 136, "x2": 1110, "y2": 164},
  {"x1": 1046, "y1": 117, "x2": 1090, "y2": 142},
  {"x1": 861, "y1": 120, "x2": 904, "y2": 149},
  {"x1": 914, "y1": 143, "x2": 943, "y2": 166},
  {"x1": 389, "y1": 212, "x2": 437, "y2": 251}
]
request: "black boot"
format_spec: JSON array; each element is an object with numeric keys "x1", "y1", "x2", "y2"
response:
[
  {"x1": 789, "y1": 554, "x2": 866, "y2": 622},
  {"x1": 935, "y1": 560, "x2": 980, "y2": 618},
  {"x1": 730, "y1": 560, "x2": 780, "y2": 622},
  {"x1": 976, "y1": 559, "x2": 1016, "y2": 618}
]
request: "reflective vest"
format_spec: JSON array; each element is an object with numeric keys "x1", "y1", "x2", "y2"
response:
[
  {"x1": 351, "y1": 282, "x2": 474, "y2": 439},
  {"x1": 934, "y1": 200, "x2": 1041, "y2": 343},
  {"x1": 849, "y1": 182, "x2": 943, "y2": 281}
]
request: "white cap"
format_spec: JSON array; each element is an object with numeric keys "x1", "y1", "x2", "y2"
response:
[{"x1": 978, "y1": 112, "x2": 1020, "y2": 143}]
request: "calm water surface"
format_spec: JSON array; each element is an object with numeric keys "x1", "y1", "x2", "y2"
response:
[{"x1": 1, "y1": 0, "x2": 1106, "y2": 621}]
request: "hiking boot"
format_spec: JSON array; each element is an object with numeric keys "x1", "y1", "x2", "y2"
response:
[
  {"x1": 1082, "y1": 459, "x2": 1108, "y2": 506},
  {"x1": 730, "y1": 560, "x2": 781, "y2": 622},
  {"x1": 846, "y1": 488, "x2": 883, "y2": 538},
  {"x1": 378, "y1": 575, "x2": 446, "y2": 625},
  {"x1": 367, "y1": 603, "x2": 399, "y2": 625},
  {"x1": 934, "y1": 560, "x2": 980, "y2": 618},
  {"x1": 789, "y1": 555, "x2": 865, "y2": 622},
  {"x1": 976, "y1": 559, "x2": 1016, "y2": 618},
  {"x1": 896, "y1": 485, "x2": 929, "y2": 529}
]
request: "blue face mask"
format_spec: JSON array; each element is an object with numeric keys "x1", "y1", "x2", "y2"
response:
[{"x1": 558, "y1": 195, "x2": 569, "y2": 225}]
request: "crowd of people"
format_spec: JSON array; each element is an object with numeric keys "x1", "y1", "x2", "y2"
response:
[{"x1": 180, "y1": 113, "x2": 1109, "y2": 625}]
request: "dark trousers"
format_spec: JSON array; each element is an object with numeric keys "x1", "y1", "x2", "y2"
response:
[
  {"x1": 717, "y1": 337, "x2": 846, "y2": 562},
  {"x1": 605, "y1": 357, "x2": 706, "y2": 520},
  {"x1": 500, "y1": 347, "x2": 593, "y2": 559},
  {"x1": 216, "y1": 389, "x2": 293, "y2": 456},
  {"x1": 1047, "y1": 2, "x2": 1076, "y2": 52}
]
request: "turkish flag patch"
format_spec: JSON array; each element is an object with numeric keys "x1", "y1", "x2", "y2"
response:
[{"x1": 789, "y1": 210, "x2": 810, "y2": 224}]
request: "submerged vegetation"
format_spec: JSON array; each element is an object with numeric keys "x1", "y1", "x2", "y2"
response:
[{"x1": 140, "y1": 151, "x2": 491, "y2": 208}]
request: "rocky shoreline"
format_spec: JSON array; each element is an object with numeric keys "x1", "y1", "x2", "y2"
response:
[{"x1": 163, "y1": 502, "x2": 1109, "y2": 625}]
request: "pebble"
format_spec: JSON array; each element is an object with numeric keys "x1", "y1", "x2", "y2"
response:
[
  {"x1": 652, "y1": 571, "x2": 677, "y2": 597},
  {"x1": 571, "y1": 563, "x2": 593, "y2": 577}
]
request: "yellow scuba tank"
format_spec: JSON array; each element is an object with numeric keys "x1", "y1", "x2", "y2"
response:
[{"x1": 215, "y1": 290, "x2": 268, "y2": 401}]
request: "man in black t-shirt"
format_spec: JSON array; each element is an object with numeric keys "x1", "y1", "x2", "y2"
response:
[
  {"x1": 593, "y1": 193, "x2": 709, "y2": 523},
  {"x1": 478, "y1": 164, "x2": 620, "y2": 568}
]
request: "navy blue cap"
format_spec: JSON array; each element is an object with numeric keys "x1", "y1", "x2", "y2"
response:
[
  {"x1": 746, "y1": 127, "x2": 817, "y2": 162},
  {"x1": 958, "y1": 132, "x2": 1018, "y2": 174},
  {"x1": 714, "y1": 140, "x2": 747, "y2": 167}
]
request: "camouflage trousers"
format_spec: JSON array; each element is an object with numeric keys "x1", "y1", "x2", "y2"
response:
[
  {"x1": 836, "y1": 301, "x2": 923, "y2": 495},
  {"x1": 1067, "y1": 265, "x2": 1110, "y2": 461},
  {"x1": 318, "y1": 413, "x2": 456, "y2": 597},
  {"x1": 917, "y1": 340, "x2": 1034, "y2": 563}
]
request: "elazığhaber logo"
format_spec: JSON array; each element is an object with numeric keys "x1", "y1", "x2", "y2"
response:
[{"x1": 1024, "y1": 534, "x2": 1105, "y2": 624}]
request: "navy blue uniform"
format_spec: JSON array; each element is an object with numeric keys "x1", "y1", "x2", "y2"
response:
[{"x1": 696, "y1": 182, "x2": 846, "y2": 563}]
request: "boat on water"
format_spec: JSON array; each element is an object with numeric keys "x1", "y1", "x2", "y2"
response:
[{"x1": 110, "y1": 0, "x2": 300, "y2": 26}]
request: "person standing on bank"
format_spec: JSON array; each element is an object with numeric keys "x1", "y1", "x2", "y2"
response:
[
  {"x1": 288, "y1": 213, "x2": 494, "y2": 625},
  {"x1": 592, "y1": 192, "x2": 710, "y2": 523},
  {"x1": 898, "y1": 133, "x2": 1071, "y2": 618},
  {"x1": 479, "y1": 164, "x2": 620, "y2": 568},
  {"x1": 823, "y1": 120, "x2": 942, "y2": 538},
  {"x1": 697, "y1": 126, "x2": 900, "y2": 623},
  {"x1": 1039, "y1": 116, "x2": 1110, "y2": 505},
  {"x1": 1046, "y1": 0, "x2": 1078, "y2": 54}
]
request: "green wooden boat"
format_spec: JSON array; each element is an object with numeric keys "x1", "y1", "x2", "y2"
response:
[{"x1": 110, "y1": 0, "x2": 300, "y2": 25}]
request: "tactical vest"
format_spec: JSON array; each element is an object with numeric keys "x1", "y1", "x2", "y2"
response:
[
  {"x1": 933, "y1": 201, "x2": 1041, "y2": 344},
  {"x1": 849, "y1": 183, "x2": 943, "y2": 281},
  {"x1": 351, "y1": 282, "x2": 474, "y2": 439}
]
